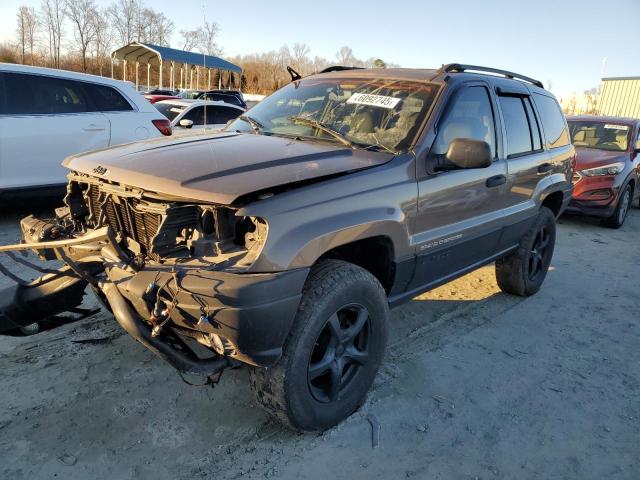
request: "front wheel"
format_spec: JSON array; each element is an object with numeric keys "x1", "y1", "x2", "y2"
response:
[
  {"x1": 495, "y1": 206, "x2": 556, "y2": 297},
  {"x1": 249, "y1": 260, "x2": 388, "y2": 431},
  {"x1": 603, "y1": 184, "x2": 632, "y2": 229}
]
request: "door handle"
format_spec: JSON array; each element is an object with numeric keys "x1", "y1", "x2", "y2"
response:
[
  {"x1": 486, "y1": 174, "x2": 506, "y2": 188},
  {"x1": 83, "y1": 124, "x2": 106, "y2": 131},
  {"x1": 538, "y1": 163, "x2": 553, "y2": 174}
]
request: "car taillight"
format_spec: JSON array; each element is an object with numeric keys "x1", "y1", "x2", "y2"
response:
[{"x1": 152, "y1": 119, "x2": 172, "y2": 136}]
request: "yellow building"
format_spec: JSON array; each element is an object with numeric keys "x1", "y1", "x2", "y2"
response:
[{"x1": 598, "y1": 76, "x2": 640, "y2": 118}]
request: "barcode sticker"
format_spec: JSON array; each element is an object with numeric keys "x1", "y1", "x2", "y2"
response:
[{"x1": 346, "y1": 93, "x2": 401, "y2": 109}]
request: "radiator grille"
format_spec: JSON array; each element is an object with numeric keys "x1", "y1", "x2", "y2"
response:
[{"x1": 86, "y1": 184, "x2": 162, "y2": 257}]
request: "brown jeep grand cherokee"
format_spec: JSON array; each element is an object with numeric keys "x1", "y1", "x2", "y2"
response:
[{"x1": 0, "y1": 64, "x2": 573, "y2": 431}]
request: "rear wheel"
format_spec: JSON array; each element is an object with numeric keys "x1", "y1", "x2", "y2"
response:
[
  {"x1": 603, "y1": 184, "x2": 632, "y2": 229},
  {"x1": 495, "y1": 206, "x2": 556, "y2": 297},
  {"x1": 249, "y1": 260, "x2": 388, "y2": 431}
]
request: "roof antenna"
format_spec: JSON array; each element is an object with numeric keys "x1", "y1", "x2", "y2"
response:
[
  {"x1": 202, "y1": 0, "x2": 207, "y2": 131},
  {"x1": 287, "y1": 66, "x2": 302, "y2": 82}
]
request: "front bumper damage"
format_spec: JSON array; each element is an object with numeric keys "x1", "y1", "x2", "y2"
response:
[{"x1": 0, "y1": 215, "x2": 307, "y2": 378}]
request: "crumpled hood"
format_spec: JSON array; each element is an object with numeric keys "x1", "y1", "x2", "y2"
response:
[
  {"x1": 64, "y1": 132, "x2": 390, "y2": 205},
  {"x1": 575, "y1": 147, "x2": 628, "y2": 171}
]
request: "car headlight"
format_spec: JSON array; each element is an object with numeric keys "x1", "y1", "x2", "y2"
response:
[{"x1": 580, "y1": 162, "x2": 625, "y2": 177}]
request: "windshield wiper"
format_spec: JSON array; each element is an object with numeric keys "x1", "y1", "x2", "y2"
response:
[
  {"x1": 362, "y1": 140, "x2": 399, "y2": 155},
  {"x1": 239, "y1": 114, "x2": 264, "y2": 134},
  {"x1": 288, "y1": 116, "x2": 354, "y2": 148}
]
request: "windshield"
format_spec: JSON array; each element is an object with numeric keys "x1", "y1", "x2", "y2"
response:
[
  {"x1": 155, "y1": 103, "x2": 187, "y2": 122},
  {"x1": 569, "y1": 121, "x2": 630, "y2": 152},
  {"x1": 177, "y1": 90, "x2": 202, "y2": 99},
  {"x1": 227, "y1": 77, "x2": 439, "y2": 153}
]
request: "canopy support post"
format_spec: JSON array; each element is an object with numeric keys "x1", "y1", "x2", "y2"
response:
[
  {"x1": 196, "y1": 66, "x2": 200, "y2": 90},
  {"x1": 122, "y1": 59, "x2": 127, "y2": 81},
  {"x1": 135, "y1": 62, "x2": 139, "y2": 90},
  {"x1": 159, "y1": 60, "x2": 163, "y2": 89},
  {"x1": 170, "y1": 62, "x2": 175, "y2": 90},
  {"x1": 147, "y1": 63, "x2": 150, "y2": 91},
  {"x1": 208, "y1": 69, "x2": 211, "y2": 90},
  {"x1": 218, "y1": 70, "x2": 221, "y2": 89},
  {"x1": 110, "y1": 57, "x2": 114, "y2": 79}
]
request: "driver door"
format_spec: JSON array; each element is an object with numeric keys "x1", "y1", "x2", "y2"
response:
[{"x1": 408, "y1": 83, "x2": 508, "y2": 291}]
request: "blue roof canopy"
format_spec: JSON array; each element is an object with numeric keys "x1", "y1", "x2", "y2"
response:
[{"x1": 112, "y1": 42, "x2": 241, "y2": 73}]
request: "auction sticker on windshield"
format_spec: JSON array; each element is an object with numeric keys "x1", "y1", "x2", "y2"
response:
[
  {"x1": 604, "y1": 124, "x2": 629, "y2": 130},
  {"x1": 347, "y1": 93, "x2": 401, "y2": 109}
]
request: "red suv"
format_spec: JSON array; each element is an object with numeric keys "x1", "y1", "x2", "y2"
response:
[{"x1": 566, "y1": 116, "x2": 640, "y2": 228}]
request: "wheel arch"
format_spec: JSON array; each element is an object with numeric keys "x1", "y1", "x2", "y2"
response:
[
  {"x1": 541, "y1": 190, "x2": 564, "y2": 217},
  {"x1": 315, "y1": 236, "x2": 396, "y2": 294}
]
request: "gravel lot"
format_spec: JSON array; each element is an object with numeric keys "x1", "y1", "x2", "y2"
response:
[{"x1": 0, "y1": 203, "x2": 638, "y2": 480}]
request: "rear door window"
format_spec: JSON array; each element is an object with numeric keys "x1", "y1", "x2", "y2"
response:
[
  {"x1": 182, "y1": 106, "x2": 204, "y2": 125},
  {"x1": 431, "y1": 86, "x2": 497, "y2": 158},
  {"x1": 4, "y1": 72, "x2": 88, "y2": 115},
  {"x1": 208, "y1": 106, "x2": 241, "y2": 124},
  {"x1": 498, "y1": 96, "x2": 532, "y2": 157},
  {"x1": 84, "y1": 83, "x2": 133, "y2": 112},
  {"x1": 155, "y1": 103, "x2": 186, "y2": 122},
  {"x1": 532, "y1": 93, "x2": 570, "y2": 148}
]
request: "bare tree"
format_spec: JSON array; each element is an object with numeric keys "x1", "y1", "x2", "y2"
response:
[
  {"x1": 292, "y1": 42, "x2": 310, "y2": 72},
  {"x1": 336, "y1": 46, "x2": 355, "y2": 65},
  {"x1": 200, "y1": 21, "x2": 221, "y2": 56},
  {"x1": 91, "y1": 7, "x2": 112, "y2": 75},
  {"x1": 138, "y1": 8, "x2": 173, "y2": 46},
  {"x1": 65, "y1": 0, "x2": 97, "y2": 72},
  {"x1": 313, "y1": 55, "x2": 330, "y2": 73},
  {"x1": 24, "y1": 7, "x2": 38, "y2": 65},
  {"x1": 108, "y1": 0, "x2": 138, "y2": 46},
  {"x1": 17, "y1": 7, "x2": 29, "y2": 63},
  {"x1": 41, "y1": 0, "x2": 65, "y2": 68},
  {"x1": 180, "y1": 28, "x2": 201, "y2": 52}
]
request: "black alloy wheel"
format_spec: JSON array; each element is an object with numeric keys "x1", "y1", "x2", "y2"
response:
[
  {"x1": 528, "y1": 225, "x2": 552, "y2": 281},
  {"x1": 307, "y1": 304, "x2": 370, "y2": 403}
]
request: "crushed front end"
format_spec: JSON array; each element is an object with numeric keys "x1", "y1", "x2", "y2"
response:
[{"x1": 1, "y1": 173, "x2": 308, "y2": 377}]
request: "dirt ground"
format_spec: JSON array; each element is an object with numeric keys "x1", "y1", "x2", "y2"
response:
[{"x1": 0, "y1": 204, "x2": 638, "y2": 480}]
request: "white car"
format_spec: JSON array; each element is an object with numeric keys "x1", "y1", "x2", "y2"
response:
[
  {"x1": 154, "y1": 99, "x2": 245, "y2": 135},
  {"x1": 0, "y1": 63, "x2": 171, "y2": 194}
]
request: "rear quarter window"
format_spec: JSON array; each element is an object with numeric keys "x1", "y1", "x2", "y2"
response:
[
  {"x1": 532, "y1": 93, "x2": 570, "y2": 148},
  {"x1": 84, "y1": 83, "x2": 133, "y2": 112}
]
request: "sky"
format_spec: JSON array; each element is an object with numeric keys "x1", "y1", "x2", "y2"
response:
[{"x1": 2, "y1": 0, "x2": 639, "y2": 100}]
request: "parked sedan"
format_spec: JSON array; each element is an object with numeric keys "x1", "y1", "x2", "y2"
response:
[
  {"x1": 144, "y1": 94, "x2": 180, "y2": 104},
  {"x1": 154, "y1": 99, "x2": 245, "y2": 135},
  {"x1": 566, "y1": 115, "x2": 640, "y2": 228},
  {"x1": 0, "y1": 63, "x2": 171, "y2": 196},
  {"x1": 195, "y1": 90, "x2": 247, "y2": 109}
]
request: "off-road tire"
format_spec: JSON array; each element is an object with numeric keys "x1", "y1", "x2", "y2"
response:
[
  {"x1": 249, "y1": 260, "x2": 388, "y2": 431},
  {"x1": 603, "y1": 184, "x2": 632, "y2": 229},
  {"x1": 495, "y1": 206, "x2": 556, "y2": 297}
]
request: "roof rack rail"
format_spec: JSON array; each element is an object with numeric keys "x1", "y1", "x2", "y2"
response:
[
  {"x1": 319, "y1": 66, "x2": 364, "y2": 74},
  {"x1": 443, "y1": 64, "x2": 544, "y2": 89}
]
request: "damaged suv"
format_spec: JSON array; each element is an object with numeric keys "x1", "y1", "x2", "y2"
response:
[{"x1": 0, "y1": 64, "x2": 573, "y2": 431}]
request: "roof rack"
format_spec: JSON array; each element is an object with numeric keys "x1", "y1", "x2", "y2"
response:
[
  {"x1": 319, "y1": 66, "x2": 365, "y2": 74},
  {"x1": 443, "y1": 64, "x2": 544, "y2": 89}
]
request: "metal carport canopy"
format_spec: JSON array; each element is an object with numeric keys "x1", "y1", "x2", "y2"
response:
[{"x1": 111, "y1": 42, "x2": 242, "y2": 90}]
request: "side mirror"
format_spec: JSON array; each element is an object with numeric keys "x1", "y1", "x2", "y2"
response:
[
  {"x1": 446, "y1": 138, "x2": 492, "y2": 169},
  {"x1": 179, "y1": 119, "x2": 194, "y2": 129}
]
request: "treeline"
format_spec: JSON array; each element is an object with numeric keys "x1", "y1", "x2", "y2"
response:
[{"x1": 3, "y1": 0, "x2": 394, "y2": 94}]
